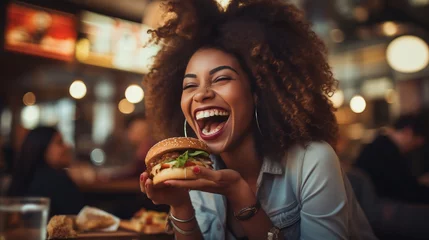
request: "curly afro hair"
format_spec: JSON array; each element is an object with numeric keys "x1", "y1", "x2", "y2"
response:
[{"x1": 144, "y1": 0, "x2": 338, "y2": 155}]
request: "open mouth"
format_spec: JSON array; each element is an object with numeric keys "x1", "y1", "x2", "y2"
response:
[{"x1": 194, "y1": 108, "x2": 230, "y2": 138}]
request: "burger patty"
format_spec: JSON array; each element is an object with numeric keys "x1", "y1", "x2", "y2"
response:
[
  {"x1": 146, "y1": 151, "x2": 213, "y2": 177},
  {"x1": 146, "y1": 152, "x2": 181, "y2": 174}
]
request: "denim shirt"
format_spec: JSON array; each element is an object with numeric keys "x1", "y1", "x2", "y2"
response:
[{"x1": 189, "y1": 141, "x2": 377, "y2": 240}]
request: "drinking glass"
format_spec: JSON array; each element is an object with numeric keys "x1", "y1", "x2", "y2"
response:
[{"x1": 0, "y1": 197, "x2": 50, "y2": 240}]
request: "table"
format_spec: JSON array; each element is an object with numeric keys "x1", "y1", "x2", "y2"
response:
[
  {"x1": 74, "y1": 231, "x2": 173, "y2": 240},
  {"x1": 76, "y1": 179, "x2": 169, "y2": 219}
]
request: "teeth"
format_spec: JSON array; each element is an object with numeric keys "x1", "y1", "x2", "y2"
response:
[
  {"x1": 195, "y1": 109, "x2": 230, "y2": 120},
  {"x1": 202, "y1": 125, "x2": 223, "y2": 136}
]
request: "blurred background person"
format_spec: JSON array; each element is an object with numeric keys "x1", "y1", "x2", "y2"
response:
[
  {"x1": 347, "y1": 167, "x2": 429, "y2": 240},
  {"x1": 125, "y1": 113, "x2": 155, "y2": 173},
  {"x1": 7, "y1": 126, "x2": 84, "y2": 216},
  {"x1": 354, "y1": 113, "x2": 429, "y2": 204},
  {"x1": 97, "y1": 113, "x2": 155, "y2": 180}
]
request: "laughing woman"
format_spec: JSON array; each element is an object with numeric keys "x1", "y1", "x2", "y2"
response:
[{"x1": 140, "y1": 0, "x2": 377, "y2": 239}]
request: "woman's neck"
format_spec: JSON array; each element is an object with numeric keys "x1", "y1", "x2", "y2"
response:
[{"x1": 220, "y1": 133, "x2": 262, "y2": 182}]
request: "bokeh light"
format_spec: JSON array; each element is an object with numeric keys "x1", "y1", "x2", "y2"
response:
[
  {"x1": 21, "y1": 105, "x2": 40, "y2": 129},
  {"x1": 385, "y1": 89, "x2": 397, "y2": 104},
  {"x1": 382, "y1": 21, "x2": 398, "y2": 36},
  {"x1": 69, "y1": 80, "x2": 87, "y2": 99},
  {"x1": 118, "y1": 99, "x2": 135, "y2": 114},
  {"x1": 386, "y1": 35, "x2": 429, "y2": 73},
  {"x1": 330, "y1": 90, "x2": 345, "y2": 108},
  {"x1": 23, "y1": 92, "x2": 36, "y2": 106},
  {"x1": 330, "y1": 29, "x2": 345, "y2": 43},
  {"x1": 125, "y1": 85, "x2": 144, "y2": 103},
  {"x1": 90, "y1": 148, "x2": 105, "y2": 166},
  {"x1": 350, "y1": 95, "x2": 366, "y2": 113}
]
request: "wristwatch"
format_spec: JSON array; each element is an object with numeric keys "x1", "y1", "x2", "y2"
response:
[{"x1": 267, "y1": 226, "x2": 280, "y2": 240}]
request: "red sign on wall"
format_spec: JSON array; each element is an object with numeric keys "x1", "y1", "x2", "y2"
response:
[{"x1": 5, "y1": 2, "x2": 77, "y2": 61}]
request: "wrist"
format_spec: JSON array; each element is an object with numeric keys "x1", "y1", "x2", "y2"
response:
[
  {"x1": 170, "y1": 199, "x2": 194, "y2": 219},
  {"x1": 170, "y1": 192, "x2": 192, "y2": 208},
  {"x1": 227, "y1": 179, "x2": 256, "y2": 210}
]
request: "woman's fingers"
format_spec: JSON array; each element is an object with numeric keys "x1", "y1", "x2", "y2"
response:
[
  {"x1": 192, "y1": 167, "x2": 241, "y2": 183},
  {"x1": 165, "y1": 178, "x2": 217, "y2": 191},
  {"x1": 140, "y1": 173, "x2": 147, "y2": 193},
  {"x1": 191, "y1": 166, "x2": 223, "y2": 182},
  {"x1": 145, "y1": 178, "x2": 155, "y2": 199}
]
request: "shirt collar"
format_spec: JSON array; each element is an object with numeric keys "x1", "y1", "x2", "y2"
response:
[{"x1": 260, "y1": 155, "x2": 284, "y2": 175}]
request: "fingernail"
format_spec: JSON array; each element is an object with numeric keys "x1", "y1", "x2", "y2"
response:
[
  {"x1": 140, "y1": 174, "x2": 144, "y2": 182},
  {"x1": 164, "y1": 181, "x2": 171, "y2": 186},
  {"x1": 193, "y1": 167, "x2": 200, "y2": 174}
]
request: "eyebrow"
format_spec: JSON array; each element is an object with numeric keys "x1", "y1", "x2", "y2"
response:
[
  {"x1": 184, "y1": 65, "x2": 238, "y2": 78},
  {"x1": 184, "y1": 73, "x2": 197, "y2": 78},
  {"x1": 209, "y1": 65, "x2": 238, "y2": 75}
]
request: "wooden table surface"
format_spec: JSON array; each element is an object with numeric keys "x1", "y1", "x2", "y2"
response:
[
  {"x1": 3, "y1": 229, "x2": 173, "y2": 240},
  {"x1": 74, "y1": 231, "x2": 173, "y2": 240}
]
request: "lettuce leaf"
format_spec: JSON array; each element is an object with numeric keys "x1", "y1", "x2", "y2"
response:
[
  {"x1": 189, "y1": 150, "x2": 209, "y2": 157},
  {"x1": 173, "y1": 151, "x2": 189, "y2": 168},
  {"x1": 171, "y1": 150, "x2": 209, "y2": 168}
]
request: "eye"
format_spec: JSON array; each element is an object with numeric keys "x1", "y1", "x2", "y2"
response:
[
  {"x1": 214, "y1": 76, "x2": 232, "y2": 83},
  {"x1": 183, "y1": 83, "x2": 198, "y2": 90}
]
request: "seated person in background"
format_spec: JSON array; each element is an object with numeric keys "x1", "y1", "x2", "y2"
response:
[
  {"x1": 7, "y1": 126, "x2": 84, "y2": 216},
  {"x1": 348, "y1": 168, "x2": 429, "y2": 240},
  {"x1": 355, "y1": 114, "x2": 429, "y2": 204},
  {"x1": 98, "y1": 113, "x2": 156, "y2": 180}
]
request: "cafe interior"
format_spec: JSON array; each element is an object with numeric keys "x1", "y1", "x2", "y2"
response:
[{"x1": 0, "y1": 0, "x2": 429, "y2": 239}]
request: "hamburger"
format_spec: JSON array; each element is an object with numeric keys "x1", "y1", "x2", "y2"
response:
[{"x1": 145, "y1": 137, "x2": 213, "y2": 185}]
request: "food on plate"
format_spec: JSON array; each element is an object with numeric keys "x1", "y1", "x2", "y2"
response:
[
  {"x1": 119, "y1": 209, "x2": 169, "y2": 234},
  {"x1": 76, "y1": 206, "x2": 119, "y2": 232},
  {"x1": 47, "y1": 215, "x2": 77, "y2": 239},
  {"x1": 145, "y1": 137, "x2": 213, "y2": 184},
  {"x1": 119, "y1": 220, "x2": 142, "y2": 233}
]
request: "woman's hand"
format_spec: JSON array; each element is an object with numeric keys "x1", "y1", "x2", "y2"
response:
[
  {"x1": 140, "y1": 172, "x2": 191, "y2": 207},
  {"x1": 163, "y1": 166, "x2": 251, "y2": 204}
]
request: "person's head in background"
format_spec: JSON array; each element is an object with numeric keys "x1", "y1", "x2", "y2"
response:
[
  {"x1": 387, "y1": 114, "x2": 428, "y2": 153},
  {"x1": 125, "y1": 113, "x2": 153, "y2": 147},
  {"x1": 8, "y1": 126, "x2": 72, "y2": 196}
]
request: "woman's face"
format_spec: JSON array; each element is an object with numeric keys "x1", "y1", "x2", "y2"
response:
[
  {"x1": 181, "y1": 48, "x2": 254, "y2": 154},
  {"x1": 45, "y1": 133, "x2": 72, "y2": 168}
]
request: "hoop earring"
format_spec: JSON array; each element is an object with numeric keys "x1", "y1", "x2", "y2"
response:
[
  {"x1": 255, "y1": 108, "x2": 263, "y2": 136},
  {"x1": 184, "y1": 119, "x2": 188, "y2": 137}
]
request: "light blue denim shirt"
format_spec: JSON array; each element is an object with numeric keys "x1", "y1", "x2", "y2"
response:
[{"x1": 189, "y1": 141, "x2": 377, "y2": 240}]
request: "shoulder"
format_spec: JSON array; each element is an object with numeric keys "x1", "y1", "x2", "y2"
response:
[
  {"x1": 304, "y1": 141, "x2": 337, "y2": 157},
  {"x1": 284, "y1": 141, "x2": 343, "y2": 195},
  {"x1": 286, "y1": 141, "x2": 339, "y2": 171}
]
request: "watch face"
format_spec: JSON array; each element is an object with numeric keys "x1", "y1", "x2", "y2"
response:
[{"x1": 269, "y1": 226, "x2": 280, "y2": 239}]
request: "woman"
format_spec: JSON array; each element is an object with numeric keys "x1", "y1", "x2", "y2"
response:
[
  {"x1": 8, "y1": 127, "x2": 84, "y2": 216},
  {"x1": 140, "y1": 0, "x2": 377, "y2": 239}
]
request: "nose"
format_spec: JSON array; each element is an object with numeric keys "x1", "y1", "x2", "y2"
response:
[{"x1": 193, "y1": 86, "x2": 215, "y2": 103}]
